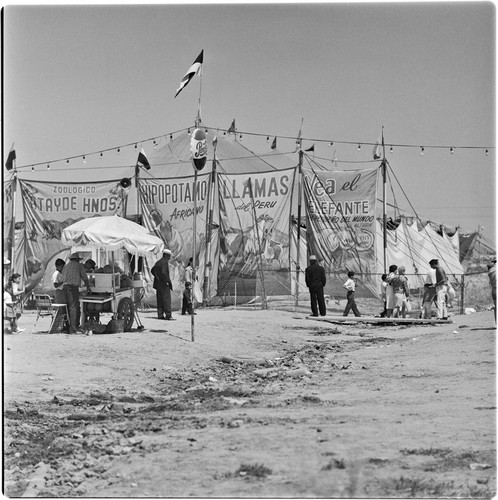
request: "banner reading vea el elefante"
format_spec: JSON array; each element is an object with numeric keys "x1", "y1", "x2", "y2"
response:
[
  {"x1": 302, "y1": 166, "x2": 379, "y2": 295},
  {"x1": 19, "y1": 179, "x2": 127, "y2": 294}
]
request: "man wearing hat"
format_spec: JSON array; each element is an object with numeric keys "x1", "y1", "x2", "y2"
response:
[
  {"x1": 305, "y1": 254, "x2": 327, "y2": 317},
  {"x1": 429, "y1": 258, "x2": 448, "y2": 320},
  {"x1": 151, "y1": 249, "x2": 175, "y2": 320},
  {"x1": 62, "y1": 252, "x2": 92, "y2": 333}
]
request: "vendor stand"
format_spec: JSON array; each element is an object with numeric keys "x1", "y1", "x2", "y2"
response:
[{"x1": 61, "y1": 215, "x2": 164, "y2": 332}]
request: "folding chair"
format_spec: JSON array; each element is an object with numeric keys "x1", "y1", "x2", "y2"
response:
[{"x1": 33, "y1": 294, "x2": 69, "y2": 333}]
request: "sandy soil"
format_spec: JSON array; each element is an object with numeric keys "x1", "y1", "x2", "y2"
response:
[{"x1": 3, "y1": 304, "x2": 496, "y2": 498}]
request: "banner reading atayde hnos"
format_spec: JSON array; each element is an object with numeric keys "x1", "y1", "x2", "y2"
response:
[{"x1": 19, "y1": 179, "x2": 127, "y2": 294}]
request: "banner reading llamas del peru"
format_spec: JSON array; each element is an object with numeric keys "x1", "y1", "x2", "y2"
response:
[
  {"x1": 19, "y1": 179, "x2": 127, "y2": 294},
  {"x1": 217, "y1": 168, "x2": 296, "y2": 297},
  {"x1": 302, "y1": 166, "x2": 379, "y2": 296}
]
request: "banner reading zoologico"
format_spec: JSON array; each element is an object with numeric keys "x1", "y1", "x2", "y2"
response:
[
  {"x1": 302, "y1": 166, "x2": 379, "y2": 295},
  {"x1": 19, "y1": 179, "x2": 127, "y2": 294},
  {"x1": 217, "y1": 168, "x2": 296, "y2": 279}
]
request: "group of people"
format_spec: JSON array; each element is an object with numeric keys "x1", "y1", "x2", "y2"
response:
[{"x1": 305, "y1": 254, "x2": 456, "y2": 320}]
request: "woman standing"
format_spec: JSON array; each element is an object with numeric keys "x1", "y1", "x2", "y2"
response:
[{"x1": 390, "y1": 266, "x2": 409, "y2": 318}]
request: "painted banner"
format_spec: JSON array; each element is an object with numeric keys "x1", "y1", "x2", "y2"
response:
[
  {"x1": 19, "y1": 179, "x2": 127, "y2": 294},
  {"x1": 217, "y1": 168, "x2": 296, "y2": 296},
  {"x1": 138, "y1": 172, "x2": 211, "y2": 303},
  {"x1": 3, "y1": 179, "x2": 15, "y2": 264},
  {"x1": 302, "y1": 166, "x2": 379, "y2": 296}
]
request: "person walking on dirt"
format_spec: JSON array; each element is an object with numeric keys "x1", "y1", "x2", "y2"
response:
[
  {"x1": 152, "y1": 249, "x2": 175, "y2": 320},
  {"x1": 342, "y1": 271, "x2": 361, "y2": 317},
  {"x1": 429, "y1": 258, "x2": 448, "y2": 320},
  {"x1": 62, "y1": 253, "x2": 92, "y2": 333},
  {"x1": 305, "y1": 255, "x2": 326, "y2": 317}
]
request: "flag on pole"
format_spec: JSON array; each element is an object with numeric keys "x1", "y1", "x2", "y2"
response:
[
  {"x1": 175, "y1": 50, "x2": 204, "y2": 98},
  {"x1": 294, "y1": 118, "x2": 304, "y2": 151},
  {"x1": 136, "y1": 148, "x2": 151, "y2": 170},
  {"x1": 305, "y1": 144, "x2": 315, "y2": 152},
  {"x1": 5, "y1": 143, "x2": 16, "y2": 171},
  {"x1": 271, "y1": 137, "x2": 277, "y2": 150},
  {"x1": 372, "y1": 136, "x2": 382, "y2": 160},
  {"x1": 227, "y1": 119, "x2": 236, "y2": 134}
]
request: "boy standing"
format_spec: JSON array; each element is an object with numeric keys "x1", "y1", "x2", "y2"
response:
[
  {"x1": 182, "y1": 282, "x2": 194, "y2": 316},
  {"x1": 343, "y1": 271, "x2": 361, "y2": 317}
]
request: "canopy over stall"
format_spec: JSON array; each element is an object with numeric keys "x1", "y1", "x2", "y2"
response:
[
  {"x1": 61, "y1": 215, "x2": 165, "y2": 332},
  {"x1": 61, "y1": 215, "x2": 165, "y2": 254}
]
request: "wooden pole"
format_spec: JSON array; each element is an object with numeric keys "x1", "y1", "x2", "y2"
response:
[
  {"x1": 295, "y1": 152, "x2": 303, "y2": 309},
  {"x1": 191, "y1": 169, "x2": 198, "y2": 342},
  {"x1": 381, "y1": 127, "x2": 387, "y2": 274},
  {"x1": 203, "y1": 149, "x2": 217, "y2": 307},
  {"x1": 248, "y1": 178, "x2": 267, "y2": 309}
]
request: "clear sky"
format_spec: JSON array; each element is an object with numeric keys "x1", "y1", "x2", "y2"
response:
[{"x1": 3, "y1": 1, "x2": 496, "y2": 244}]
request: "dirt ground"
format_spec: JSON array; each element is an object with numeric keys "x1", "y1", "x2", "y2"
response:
[{"x1": 3, "y1": 302, "x2": 497, "y2": 498}]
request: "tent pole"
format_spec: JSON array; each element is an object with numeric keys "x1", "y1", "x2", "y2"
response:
[
  {"x1": 10, "y1": 170, "x2": 18, "y2": 273},
  {"x1": 135, "y1": 163, "x2": 141, "y2": 226},
  {"x1": 381, "y1": 127, "x2": 387, "y2": 274},
  {"x1": 203, "y1": 153, "x2": 217, "y2": 307},
  {"x1": 295, "y1": 152, "x2": 303, "y2": 309},
  {"x1": 248, "y1": 178, "x2": 267, "y2": 309}
]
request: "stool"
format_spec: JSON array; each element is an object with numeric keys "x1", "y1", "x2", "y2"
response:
[{"x1": 49, "y1": 304, "x2": 69, "y2": 334}]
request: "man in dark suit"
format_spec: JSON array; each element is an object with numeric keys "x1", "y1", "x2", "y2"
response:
[
  {"x1": 151, "y1": 249, "x2": 175, "y2": 320},
  {"x1": 305, "y1": 254, "x2": 327, "y2": 317}
]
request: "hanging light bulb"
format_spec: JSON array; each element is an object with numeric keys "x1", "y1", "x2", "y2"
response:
[
  {"x1": 153, "y1": 140, "x2": 157, "y2": 150},
  {"x1": 66, "y1": 159, "x2": 69, "y2": 165},
  {"x1": 357, "y1": 144, "x2": 361, "y2": 150},
  {"x1": 134, "y1": 144, "x2": 137, "y2": 149},
  {"x1": 420, "y1": 147, "x2": 424, "y2": 156},
  {"x1": 170, "y1": 134, "x2": 173, "y2": 140},
  {"x1": 239, "y1": 134, "x2": 243, "y2": 140},
  {"x1": 188, "y1": 128, "x2": 191, "y2": 133},
  {"x1": 83, "y1": 156, "x2": 86, "y2": 164},
  {"x1": 31, "y1": 166, "x2": 34, "y2": 172},
  {"x1": 485, "y1": 149, "x2": 489, "y2": 156},
  {"x1": 100, "y1": 152, "x2": 103, "y2": 158},
  {"x1": 47, "y1": 164, "x2": 50, "y2": 169},
  {"x1": 329, "y1": 142, "x2": 333, "y2": 147},
  {"x1": 450, "y1": 147, "x2": 454, "y2": 154},
  {"x1": 390, "y1": 146, "x2": 394, "y2": 154},
  {"x1": 117, "y1": 148, "x2": 121, "y2": 154},
  {"x1": 266, "y1": 136, "x2": 270, "y2": 143},
  {"x1": 223, "y1": 131, "x2": 226, "y2": 136}
]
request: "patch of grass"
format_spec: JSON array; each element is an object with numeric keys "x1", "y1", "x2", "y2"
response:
[
  {"x1": 235, "y1": 463, "x2": 272, "y2": 479},
  {"x1": 321, "y1": 458, "x2": 346, "y2": 470},
  {"x1": 400, "y1": 447, "x2": 452, "y2": 457},
  {"x1": 378, "y1": 476, "x2": 495, "y2": 498}
]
